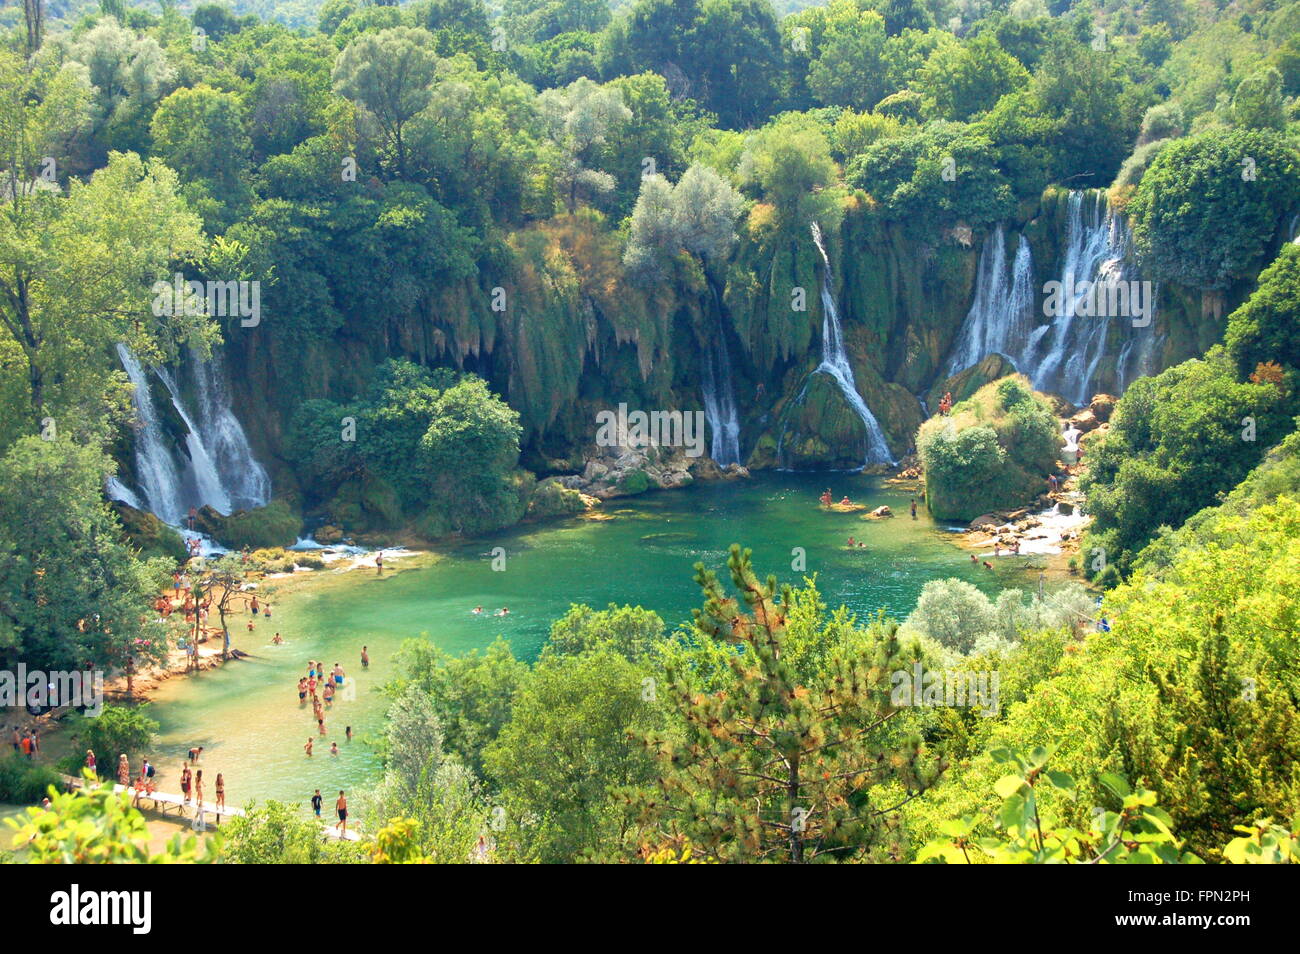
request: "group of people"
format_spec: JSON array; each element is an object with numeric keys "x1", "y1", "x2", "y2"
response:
[
  {"x1": 819, "y1": 489, "x2": 854, "y2": 507},
  {"x1": 9, "y1": 725, "x2": 39, "y2": 759},
  {"x1": 470, "y1": 606, "x2": 510, "y2": 616},
  {"x1": 299, "y1": 660, "x2": 349, "y2": 745},
  {"x1": 937, "y1": 391, "x2": 954, "y2": 416},
  {"x1": 106, "y1": 748, "x2": 225, "y2": 814},
  {"x1": 298, "y1": 653, "x2": 367, "y2": 836},
  {"x1": 310, "y1": 788, "x2": 350, "y2": 834}
]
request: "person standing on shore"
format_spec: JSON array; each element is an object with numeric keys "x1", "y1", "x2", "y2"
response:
[
  {"x1": 117, "y1": 754, "x2": 130, "y2": 787},
  {"x1": 375, "y1": 551, "x2": 384, "y2": 575},
  {"x1": 311, "y1": 789, "x2": 322, "y2": 818},
  {"x1": 194, "y1": 769, "x2": 203, "y2": 809},
  {"x1": 336, "y1": 791, "x2": 348, "y2": 835},
  {"x1": 180, "y1": 764, "x2": 192, "y2": 804},
  {"x1": 215, "y1": 773, "x2": 225, "y2": 811}
]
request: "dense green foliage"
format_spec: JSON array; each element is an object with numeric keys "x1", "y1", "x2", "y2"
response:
[
  {"x1": 917, "y1": 376, "x2": 1059, "y2": 520},
  {"x1": 3, "y1": 0, "x2": 1300, "y2": 869},
  {"x1": 288, "y1": 360, "x2": 525, "y2": 535}
]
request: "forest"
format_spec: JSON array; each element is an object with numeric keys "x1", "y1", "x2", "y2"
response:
[{"x1": 1, "y1": 0, "x2": 1299, "y2": 868}]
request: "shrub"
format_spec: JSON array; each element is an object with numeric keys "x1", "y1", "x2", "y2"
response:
[{"x1": 0, "y1": 755, "x2": 62, "y2": 803}]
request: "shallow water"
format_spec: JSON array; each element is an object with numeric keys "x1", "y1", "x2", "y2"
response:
[{"x1": 146, "y1": 472, "x2": 1006, "y2": 808}]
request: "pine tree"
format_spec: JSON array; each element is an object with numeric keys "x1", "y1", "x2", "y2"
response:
[
  {"x1": 630, "y1": 544, "x2": 943, "y2": 862},
  {"x1": 1130, "y1": 616, "x2": 1300, "y2": 859}
]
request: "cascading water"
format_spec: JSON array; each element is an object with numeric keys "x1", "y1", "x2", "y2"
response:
[
  {"x1": 946, "y1": 226, "x2": 1036, "y2": 376},
  {"x1": 190, "y1": 349, "x2": 271, "y2": 511},
  {"x1": 1025, "y1": 191, "x2": 1135, "y2": 403},
  {"x1": 809, "y1": 222, "x2": 894, "y2": 466},
  {"x1": 700, "y1": 331, "x2": 742, "y2": 466},
  {"x1": 943, "y1": 191, "x2": 1156, "y2": 406},
  {"x1": 110, "y1": 344, "x2": 269, "y2": 525}
]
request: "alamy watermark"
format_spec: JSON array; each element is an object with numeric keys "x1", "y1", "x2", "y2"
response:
[
  {"x1": 891, "y1": 663, "x2": 1000, "y2": 717},
  {"x1": 151, "y1": 273, "x2": 261, "y2": 327},
  {"x1": 1043, "y1": 273, "x2": 1153, "y2": 327},
  {"x1": 1, "y1": 665, "x2": 104, "y2": 716},
  {"x1": 594, "y1": 403, "x2": 706, "y2": 458}
]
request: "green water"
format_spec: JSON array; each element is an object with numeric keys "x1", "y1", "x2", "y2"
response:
[{"x1": 147, "y1": 473, "x2": 1000, "y2": 809}]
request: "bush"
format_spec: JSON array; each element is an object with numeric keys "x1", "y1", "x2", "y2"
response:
[
  {"x1": 69, "y1": 705, "x2": 159, "y2": 768},
  {"x1": 0, "y1": 755, "x2": 61, "y2": 803}
]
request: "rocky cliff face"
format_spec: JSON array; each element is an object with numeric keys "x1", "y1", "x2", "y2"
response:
[{"x1": 223, "y1": 190, "x2": 1232, "y2": 488}]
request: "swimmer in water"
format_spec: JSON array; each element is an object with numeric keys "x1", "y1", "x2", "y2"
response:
[
  {"x1": 495, "y1": 607, "x2": 510, "y2": 617},
  {"x1": 272, "y1": 632, "x2": 283, "y2": 645},
  {"x1": 330, "y1": 742, "x2": 339, "y2": 756},
  {"x1": 472, "y1": 606, "x2": 483, "y2": 615}
]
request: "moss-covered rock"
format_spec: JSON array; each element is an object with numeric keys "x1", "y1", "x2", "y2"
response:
[
  {"x1": 616, "y1": 469, "x2": 651, "y2": 495},
  {"x1": 927, "y1": 353, "x2": 1019, "y2": 412},
  {"x1": 775, "y1": 373, "x2": 869, "y2": 470},
  {"x1": 207, "y1": 499, "x2": 302, "y2": 550},
  {"x1": 526, "y1": 477, "x2": 589, "y2": 520},
  {"x1": 917, "y1": 375, "x2": 1060, "y2": 521},
  {"x1": 111, "y1": 501, "x2": 187, "y2": 564}
]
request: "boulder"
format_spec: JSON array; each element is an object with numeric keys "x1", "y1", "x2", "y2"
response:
[{"x1": 1089, "y1": 394, "x2": 1117, "y2": 423}]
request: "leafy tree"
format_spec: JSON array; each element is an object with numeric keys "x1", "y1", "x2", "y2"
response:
[
  {"x1": 1225, "y1": 244, "x2": 1300, "y2": 399},
  {"x1": 392, "y1": 636, "x2": 527, "y2": 781},
  {"x1": 1081, "y1": 351, "x2": 1285, "y2": 574},
  {"x1": 70, "y1": 705, "x2": 158, "y2": 768},
  {"x1": 1128, "y1": 128, "x2": 1300, "y2": 290},
  {"x1": 919, "y1": 748, "x2": 1201, "y2": 864},
  {"x1": 0, "y1": 100, "x2": 206, "y2": 431},
  {"x1": 223, "y1": 799, "x2": 364, "y2": 863},
  {"x1": 538, "y1": 77, "x2": 631, "y2": 213},
  {"x1": 0, "y1": 438, "x2": 170, "y2": 673},
  {"x1": 1231, "y1": 66, "x2": 1287, "y2": 131},
  {"x1": 740, "y1": 114, "x2": 842, "y2": 233},
  {"x1": 332, "y1": 27, "x2": 438, "y2": 178},
  {"x1": 485, "y1": 647, "x2": 660, "y2": 863},
  {"x1": 624, "y1": 163, "x2": 744, "y2": 280},
  {"x1": 806, "y1": 3, "x2": 888, "y2": 112},
  {"x1": 906, "y1": 579, "x2": 997, "y2": 655},
  {"x1": 917, "y1": 34, "x2": 1028, "y2": 122},
  {"x1": 631, "y1": 545, "x2": 943, "y2": 862},
  {"x1": 150, "y1": 85, "x2": 255, "y2": 224},
  {"x1": 546, "y1": 602, "x2": 666, "y2": 661}
]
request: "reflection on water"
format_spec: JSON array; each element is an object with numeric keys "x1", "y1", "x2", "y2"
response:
[{"x1": 147, "y1": 472, "x2": 1002, "y2": 807}]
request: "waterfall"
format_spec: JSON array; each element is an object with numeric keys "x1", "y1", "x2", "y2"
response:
[
  {"x1": 946, "y1": 226, "x2": 1035, "y2": 376},
  {"x1": 190, "y1": 349, "x2": 271, "y2": 511},
  {"x1": 1024, "y1": 191, "x2": 1151, "y2": 405},
  {"x1": 809, "y1": 222, "x2": 894, "y2": 466},
  {"x1": 701, "y1": 331, "x2": 741, "y2": 466},
  {"x1": 945, "y1": 191, "x2": 1155, "y2": 406},
  {"x1": 114, "y1": 343, "x2": 269, "y2": 525}
]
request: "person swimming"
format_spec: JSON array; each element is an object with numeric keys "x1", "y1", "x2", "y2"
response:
[
  {"x1": 495, "y1": 607, "x2": 510, "y2": 617},
  {"x1": 472, "y1": 606, "x2": 483, "y2": 615}
]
